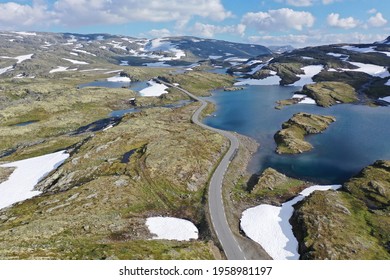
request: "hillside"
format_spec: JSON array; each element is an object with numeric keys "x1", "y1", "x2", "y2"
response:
[
  {"x1": 230, "y1": 38, "x2": 390, "y2": 106},
  {"x1": 0, "y1": 31, "x2": 271, "y2": 78}
]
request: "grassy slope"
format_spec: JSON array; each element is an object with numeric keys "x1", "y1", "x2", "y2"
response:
[
  {"x1": 0, "y1": 68, "x2": 233, "y2": 259},
  {"x1": 293, "y1": 161, "x2": 390, "y2": 260}
]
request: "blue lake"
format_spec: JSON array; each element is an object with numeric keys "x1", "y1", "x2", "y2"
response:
[{"x1": 204, "y1": 85, "x2": 390, "y2": 184}]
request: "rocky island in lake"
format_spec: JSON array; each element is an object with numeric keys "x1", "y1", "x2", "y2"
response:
[{"x1": 274, "y1": 113, "x2": 336, "y2": 154}]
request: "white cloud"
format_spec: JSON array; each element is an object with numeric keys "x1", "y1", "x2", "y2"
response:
[
  {"x1": 147, "y1": 28, "x2": 172, "y2": 38},
  {"x1": 243, "y1": 8, "x2": 315, "y2": 32},
  {"x1": 0, "y1": 1, "x2": 53, "y2": 29},
  {"x1": 327, "y1": 13, "x2": 359, "y2": 29},
  {"x1": 0, "y1": 0, "x2": 232, "y2": 29},
  {"x1": 367, "y1": 12, "x2": 387, "y2": 27},
  {"x1": 368, "y1": 8, "x2": 377, "y2": 14},
  {"x1": 278, "y1": 0, "x2": 339, "y2": 6},
  {"x1": 286, "y1": 0, "x2": 313, "y2": 6},
  {"x1": 248, "y1": 32, "x2": 387, "y2": 47},
  {"x1": 192, "y1": 22, "x2": 246, "y2": 38},
  {"x1": 54, "y1": 0, "x2": 232, "y2": 25}
]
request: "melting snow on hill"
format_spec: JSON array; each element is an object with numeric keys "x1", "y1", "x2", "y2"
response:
[
  {"x1": 49, "y1": 66, "x2": 77, "y2": 73},
  {"x1": 291, "y1": 65, "x2": 324, "y2": 87},
  {"x1": 106, "y1": 75, "x2": 131, "y2": 82},
  {"x1": 144, "y1": 38, "x2": 185, "y2": 61},
  {"x1": 0, "y1": 151, "x2": 69, "y2": 210},
  {"x1": 330, "y1": 62, "x2": 390, "y2": 78},
  {"x1": 340, "y1": 45, "x2": 390, "y2": 57},
  {"x1": 234, "y1": 71, "x2": 281, "y2": 86},
  {"x1": 62, "y1": 58, "x2": 89, "y2": 65},
  {"x1": 146, "y1": 217, "x2": 198, "y2": 241},
  {"x1": 240, "y1": 185, "x2": 341, "y2": 260},
  {"x1": 139, "y1": 80, "x2": 168, "y2": 96},
  {"x1": 0, "y1": 53, "x2": 34, "y2": 75}
]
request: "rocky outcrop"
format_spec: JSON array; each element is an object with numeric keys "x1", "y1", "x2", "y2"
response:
[
  {"x1": 274, "y1": 113, "x2": 336, "y2": 154},
  {"x1": 0, "y1": 167, "x2": 15, "y2": 184},
  {"x1": 300, "y1": 81, "x2": 358, "y2": 107},
  {"x1": 223, "y1": 87, "x2": 244, "y2": 92},
  {"x1": 343, "y1": 160, "x2": 390, "y2": 209},
  {"x1": 292, "y1": 161, "x2": 390, "y2": 260},
  {"x1": 251, "y1": 168, "x2": 308, "y2": 205}
]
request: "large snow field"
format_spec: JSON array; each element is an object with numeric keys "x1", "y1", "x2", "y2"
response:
[
  {"x1": 0, "y1": 151, "x2": 69, "y2": 210},
  {"x1": 139, "y1": 80, "x2": 168, "y2": 96},
  {"x1": 240, "y1": 185, "x2": 341, "y2": 260},
  {"x1": 340, "y1": 45, "x2": 390, "y2": 57},
  {"x1": 234, "y1": 71, "x2": 281, "y2": 86},
  {"x1": 346, "y1": 62, "x2": 390, "y2": 78},
  {"x1": 291, "y1": 65, "x2": 324, "y2": 87},
  {"x1": 146, "y1": 217, "x2": 198, "y2": 241},
  {"x1": 145, "y1": 38, "x2": 185, "y2": 60}
]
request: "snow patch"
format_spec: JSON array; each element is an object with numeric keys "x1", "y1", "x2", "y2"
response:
[
  {"x1": 79, "y1": 68, "x2": 108, "y2": 72},
  {"x1": 142, "y1": 61, "x2": 171, "y2": 67},
  {"x1": 209, "y1": 55, "x2": 222, "y2": 59},
  {"x1": 248, "y1": 63, "x2": 266, "y2": 75},
  {"x1": 241, "y1": 185, "x2": 341, "y2": 260},
  {"x1": 235, "y1": 71, "x2": 281, "y2": 86},
  {"x1": 62, "y1": 58, "x2": 89, "y2": 65},
  {"x1": 72, "y1": 49, "x2": 96, "y2": 56},
  {"x1": 340, "y1": 45, "x2": 390, "y2": 57},
  {"x1": 0, "y1": 151, "x2": 69, "y2": 210},
  {"x1": 49, "y1": 66, "x2": 77, "y2": 73},
  {"x1": 340, "y1": 62, "x2": 390, "y2": 78},
  {"x1": 379, "y1": 96, "x2": 390, "y2": 102},
  {"x1": 0, "y1": 66, "x2": 14, "y2": 75},
  {"x1": 145, "y1": 38, "x2": 185, "y2": 60},
  {"x1": 291, "y1": 65, "x2": 324, "y2": 87},
  {"x1": 139, "y1": 80, "x2": 168, "y2": 97},
  {"x1": 12, "y1": 31, "x2": 36, "y2": 36},
  {"x1": 106, "y1": 75, "x2": 131, "y2": 82},
  {"x1": 1, "y1": 54, "x2": 33, "y2": 64},
  {"x1": 292, "y1": 94, "x2": 317, "y2": 105},
  {"x1": 146, "y1": 217, "x2": 198, "y2": 241}
]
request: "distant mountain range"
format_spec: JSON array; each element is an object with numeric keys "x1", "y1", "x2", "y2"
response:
[{"x1": 0, "y1": 31, "x2": 273, "y2": 77}]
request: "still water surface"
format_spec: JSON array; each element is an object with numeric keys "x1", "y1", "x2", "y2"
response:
[{"x1": 204, "y1": 85, "x2": 390, "y2": 184}]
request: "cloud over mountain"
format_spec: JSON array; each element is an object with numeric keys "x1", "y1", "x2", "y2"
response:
[{"x1": 242, "y1": 8, "x2": 315, "y2": 32}]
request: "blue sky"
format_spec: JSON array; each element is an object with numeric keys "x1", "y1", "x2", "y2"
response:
[{"x1": 0, "y1": 0, "x2": 389, "y2": 46}]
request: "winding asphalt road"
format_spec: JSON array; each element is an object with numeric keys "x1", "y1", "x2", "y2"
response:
[{"x1": 157, "y1": 79, "x2": 246, "y2": 260}]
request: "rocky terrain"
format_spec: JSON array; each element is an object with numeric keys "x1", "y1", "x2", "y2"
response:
[
  {"x1": 300, "y1": 81, "x2": 358, "y2": 107},
  {"x1": 1, "y1": 30, "x2": 389, "y2": 260},
  {"x1": 0, "y1": 102, "x2": 229, "y2": 259},
  {"x1": 292, "y1": 161, "x2": 390, "y2": 259},
  {"x1": 230, "y1": 39, "x2": 390, "y2": 106},
  {"x1": 274, "y1": 113, "x2": 336, "y2": 154},
  {"x1": 250, "y1": 168, "x2": 310, "y2": 206},
  {"x1": 0, "y1": 31, "x2": 244, "y2": 259}
]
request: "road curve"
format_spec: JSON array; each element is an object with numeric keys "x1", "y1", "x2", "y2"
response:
[{"x1": 157, "y1": 79, "x2": 246, "y2": 260}]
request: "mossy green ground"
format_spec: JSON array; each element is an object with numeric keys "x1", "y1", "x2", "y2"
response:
[
  {"x1": 0, "y1": 69, "x2": 232, "y2": 259},
  {"x1": 274, "y1": 113, "x2": 336, "y2": 154},
  {"x1": 293, "y1": 161, "x2": 390, "y2": 259},
  {"x1": 301, "y1": 82, "x2": 358, "y2": 107}
]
